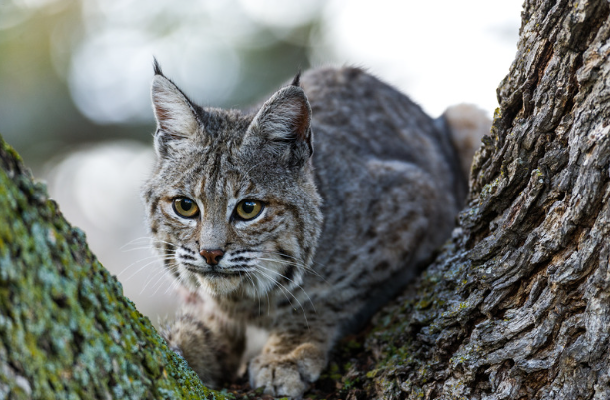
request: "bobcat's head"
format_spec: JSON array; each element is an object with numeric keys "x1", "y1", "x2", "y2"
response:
[{"x1": 141, "y1": 61, "x2": 322, "y2": 299}]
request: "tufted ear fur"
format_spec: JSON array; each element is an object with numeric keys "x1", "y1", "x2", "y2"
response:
[
  {"x1": 151, "y1": 59, "x2": 200, "y2": 157},
  {"x1": 245, "y1": 75, "x2": 313, "y2": 166}
]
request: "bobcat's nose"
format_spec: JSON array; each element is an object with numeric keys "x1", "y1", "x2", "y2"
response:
[{"x1": 200, "y1": 249, "x2": 224, "y2": 266}]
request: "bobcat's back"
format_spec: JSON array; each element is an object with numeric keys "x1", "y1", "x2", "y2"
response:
[{"x1": 260, "y1": 67, "x2": 469, "y2": 332}]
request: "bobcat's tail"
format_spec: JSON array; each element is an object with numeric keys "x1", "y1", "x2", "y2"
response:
[{"x1": 437, "y1": 104, "x2": 491, "y2": 179}]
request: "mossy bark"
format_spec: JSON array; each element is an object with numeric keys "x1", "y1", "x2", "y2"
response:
[{"x1": 0, "y1": 136, "x2": 227, "y2": 399}]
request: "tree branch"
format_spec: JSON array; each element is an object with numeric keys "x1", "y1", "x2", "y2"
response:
[{"x1": 0, "y1": 136, "x2": 225, "y2": 399}]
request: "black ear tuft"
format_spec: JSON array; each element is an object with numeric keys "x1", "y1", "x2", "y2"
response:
[
  {"x1": 153, "y1": 57, "x2": 164, "y2": 76},
  {"x1": 291, "y1": 69, "x2": 302, "y2": 87}
]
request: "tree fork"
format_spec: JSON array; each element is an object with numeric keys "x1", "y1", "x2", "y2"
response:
[{"x1": 1, "y1": 0, "x2": 610, "y2": 399}]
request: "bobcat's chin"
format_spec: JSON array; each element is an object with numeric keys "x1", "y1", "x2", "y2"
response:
[{"x1": 192, "y1": 269, "x2": 245, "y2": 296}]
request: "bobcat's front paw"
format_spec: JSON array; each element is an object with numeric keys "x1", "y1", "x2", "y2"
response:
[
  {"x1": 159, "y1": 314, "x2": 220, "y2": 387},
  {"x1": 249, "y1": 343, "x2": 326, "y2": 399}
]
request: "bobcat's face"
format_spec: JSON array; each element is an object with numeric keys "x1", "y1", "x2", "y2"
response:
[
  {"x1": 142, "y1": 66, "x2": 321, "y2": 298},
  {"x1": 144, "y1": 145, "x2": 319, "y2": 297}
]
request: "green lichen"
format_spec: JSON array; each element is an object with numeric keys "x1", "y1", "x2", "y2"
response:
[
  {"x1": 348, "y1": 242, "x2": 474, "y2": 397},
  {"x1": 493, "y1": 107, "x2": 502, "y2": 120},
  {"x1": 0, "y1": 134, "x2": 227, "y2": 399},
  {"x1": 479, "y1": 177, "x2": 502, "y2": 202},
  {"x1": 322, "y1": 363, "x2": 342, "y2": 381},
  {"x1": 341, "y1": 376, "x2": 359, "y2": 390},
  {"x1": 365, "y1": 369, "x2": 378, "y2": 379}
]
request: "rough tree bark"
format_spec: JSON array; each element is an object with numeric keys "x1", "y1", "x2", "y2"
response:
[
  {"x1": 1, "y1": 0, "x2": 609, "y2": 399},
  {"x1": 320, "y1": 0, "x2": 610, "y2": 398}
]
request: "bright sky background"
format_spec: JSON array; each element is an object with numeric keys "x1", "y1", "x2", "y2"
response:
[
  {"x1": 316, "y1": 0, "x2": 521, "y2": 116},
  {"x1": 67, "y1": 0, "x2": 522, "y2": 124}
]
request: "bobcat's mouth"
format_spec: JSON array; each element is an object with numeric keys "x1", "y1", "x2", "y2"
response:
[
  {"x1": 202, "y1": 269, "x2": 245, "y2": 278},
  {"x1": 183, "y1": 263, "x2": 248, "y2": 278}
]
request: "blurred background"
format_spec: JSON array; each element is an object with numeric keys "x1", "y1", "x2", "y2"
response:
[{"x1": 0, "y1": 0, "x2": 521, "y2": 322}]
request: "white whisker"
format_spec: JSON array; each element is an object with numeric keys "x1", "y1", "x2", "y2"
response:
[
  {"x1": 254, "y1": 268, "x2": 309, "y2": 329},
  {"x1": 255, "y1": 261, "x2": 316, "y2": 313},
  {"x1": 150, "y1": 268, "x2": 174, "y2": 296},
  {"x1": 260, "y1": 251, "x2": 328, "y2": 282},
  {"x1": 140, "y1": 265, "x2": 169, "y2": 295},
  {"x1": 121, "y1": 237, "x2": 178, "y2": 251},
  {"x1": 165, "y1": 267, "x2": 184, "y2": 295},
  {"x1": 119, "y1": 254, "x2": 175, "y2": 281},
  {"x1": 244, "y1": 270, "x2": 262, "y2": 315},
  {"x1": 121, "y1": 246, "x2": 161, "y2": 253}
]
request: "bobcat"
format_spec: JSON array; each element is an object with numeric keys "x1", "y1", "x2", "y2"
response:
[{"x1": 141, "y1": 61, "x2": 488, "y2": 398}]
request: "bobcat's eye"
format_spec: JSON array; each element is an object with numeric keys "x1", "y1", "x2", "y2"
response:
[
  {"x1": 235, "y1": 200, "x2": 264, "y2": 221},
  {"x1": 173, "y1": 198, "x2": 199, "y2": 218}
]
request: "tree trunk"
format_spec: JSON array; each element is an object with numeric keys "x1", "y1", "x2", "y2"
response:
[
  {"x1": 322, "y1": 0, "x2": 610, "y2": 398},
  {"x1": 0, "y1": 137, "x2": 225, "y2": 399},
  {"x1": 1, "y1": 0, "x2": 609, "y2": 399}
]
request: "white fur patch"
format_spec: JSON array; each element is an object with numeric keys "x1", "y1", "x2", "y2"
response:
[{"x1": 443, "y1": 103, "x2": 491, "y2": 177}]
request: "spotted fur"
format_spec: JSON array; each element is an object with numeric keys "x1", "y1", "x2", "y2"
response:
[{"x1": 142, "y1": 64, "x2": 487, "y2": 398}]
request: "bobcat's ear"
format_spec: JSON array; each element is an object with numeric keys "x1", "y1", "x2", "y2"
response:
[
  {"x1": 245, "y1": 80, "x2": 313, "y2": 165},
  {"x1": 151, "y1": 60, "x2": 200, "y2": 157}
]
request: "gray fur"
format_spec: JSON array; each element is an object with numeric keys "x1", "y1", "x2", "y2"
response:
[{"x1": 142, "y1": 65, "x2": 485, "y2": 398}]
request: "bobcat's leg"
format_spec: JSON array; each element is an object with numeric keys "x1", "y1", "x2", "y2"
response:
[
  {"x1": 161, "y1": 300, "x2": 245, "y2": 387},
  {"x1": 249, "y1": 311, "x2": 336, "y2": 399}
]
